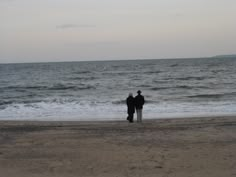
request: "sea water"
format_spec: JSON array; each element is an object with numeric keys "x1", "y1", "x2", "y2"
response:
[{"x1": 0, "y1": 57, "x2": 236, "y2": 121}]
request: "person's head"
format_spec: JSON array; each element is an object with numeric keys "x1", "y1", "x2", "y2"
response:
[
  {"x1": 129, "y1": 93, "x2": 133, "y2": 97},
  {"x1": 137, "y1": 90, "x2": 142, "y2": 95}
]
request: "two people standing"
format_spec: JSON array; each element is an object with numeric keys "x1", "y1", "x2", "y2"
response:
[{"x1": 126, "y1": 90, "x2": 145, "y2": 123}]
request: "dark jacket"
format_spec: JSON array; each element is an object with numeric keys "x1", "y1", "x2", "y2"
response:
[
  {"x1": 134, "y1": 94, "x2": 145, "y2": 109},
  {"x1": 126, "y1": 96, "x2": 135, "y2": 114}
]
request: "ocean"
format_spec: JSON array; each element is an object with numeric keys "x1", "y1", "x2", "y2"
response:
[{"x1": 0, "y1": 57, "x2": 236, "y2": 121}]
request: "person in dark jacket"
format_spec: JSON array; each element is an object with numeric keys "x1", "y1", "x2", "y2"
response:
[
  {"x1": 126, "y1": 93, "x2": 135, "y2": 123},
  {"x1": 134, "y1": 90, "x2": 145, "y2": 122}
]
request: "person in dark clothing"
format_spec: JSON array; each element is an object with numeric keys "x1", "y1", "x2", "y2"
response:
[
  {"x1": 126, "y1": 93, "x2": 135, "y2": 123},
  {"x1": 134, "y1": 90, "x2": 145, "y2": 122}
]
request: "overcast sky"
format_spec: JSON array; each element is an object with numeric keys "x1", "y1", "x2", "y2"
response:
[{"x1": 1, "y1": 0, "x2": 236, "y2": 63}]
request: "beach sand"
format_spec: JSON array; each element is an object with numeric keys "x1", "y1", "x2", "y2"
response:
[{"x1": 0, "y1": 117, "x2": 236, "y2": 177}]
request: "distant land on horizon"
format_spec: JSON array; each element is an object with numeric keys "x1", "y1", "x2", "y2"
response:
[{"x1": 212, "y1": 54, "x2": 236, "y2": 58}]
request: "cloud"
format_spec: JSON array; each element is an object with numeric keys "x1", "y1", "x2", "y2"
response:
[{"x1": 56, "y1": 24, "x2": 96, "y2": 29}]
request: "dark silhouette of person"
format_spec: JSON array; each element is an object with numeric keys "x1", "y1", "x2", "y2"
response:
[
  {"x1": 134, "y1": 90, "x2": 145, "y2": 122},
  {"x1": 126, "y1": 93, "x2": 135, "y2": 123}
]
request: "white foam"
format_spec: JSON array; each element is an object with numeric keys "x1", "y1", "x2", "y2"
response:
[{"x1": 0, "y1": 101, "x2": 236, "y2": 121}]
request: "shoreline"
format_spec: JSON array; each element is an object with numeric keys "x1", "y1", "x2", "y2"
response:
[
  {"x1": 0, "y1": 114, "x2": 235, "y2": 124},
  {"x1": 0, "y1": 116, "x2": 236, "y2": 177},
  {"x1": 1, "y1": 112, "x2": 236, "y2": 122}
]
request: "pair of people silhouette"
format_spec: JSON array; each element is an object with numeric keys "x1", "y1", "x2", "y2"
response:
[{"x1": 126, "y1": 90, "x2": 145, "y2": 123}]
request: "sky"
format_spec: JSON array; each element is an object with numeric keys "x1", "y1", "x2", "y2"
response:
[{"x1": 1, "y1": 0, "x2": 236, "y2": 63}]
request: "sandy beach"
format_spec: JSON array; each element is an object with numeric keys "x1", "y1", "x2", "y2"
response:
[{"x1": 0, "y1": 117, "x2": 236, "y2": 177}]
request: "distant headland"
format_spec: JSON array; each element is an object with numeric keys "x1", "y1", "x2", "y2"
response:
[{"x1": 212, "y1": 54, "x2": 236, "y2": 58}]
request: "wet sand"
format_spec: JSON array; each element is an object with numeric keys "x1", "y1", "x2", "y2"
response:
[{"x1": 0, "y1": 117, "x2": 236, "y2": 177}]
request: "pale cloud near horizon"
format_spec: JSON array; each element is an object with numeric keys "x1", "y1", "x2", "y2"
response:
[{"x1": 0, "y1": 0, "x2": 236, "y2": 63}]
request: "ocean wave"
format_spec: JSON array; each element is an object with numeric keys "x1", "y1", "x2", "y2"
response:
[
  {"x1": 143, "y1": 71, "x2": 162, "y2": 74},
  {"x1": 101, "y1": 70, "x2": 162, "y2": 76},
  {"x1": 0, "y1": 100, "x2": 13, "y2": 106},
  {"x1": 175, "y1": 76, "x2": 207, "y2": 81},
  {"x1": 102, "y1": 72, "x2": 132, "y2": 76},
  {"x1": 0, "y1": 100, "x2": 36, "y2": 109},
  {"x1": 187, "y1": 92, "x2": 236, "y2": 99},
  {"x1": 177, "y1": 85, "x2": 200, "y2": 89},
  {"x1": 0, "y1": 86, "x2": 48, "y2": 90},
  {"x1": 188, "y1": 94, "x2": 223, "y2": 98},
  {"x1": 69, "y1": 76, "x2": 97, "y2": 81},
  {"x1": 211, "y1": 69, "x2": 227, "y2": 74},
  {"x1": 150, "y1": 85, "x2": 209, "y2": 91},
  {"x1": 170, "y1": 64, "x2": 179, "y2": 67},
  {"x1": 145, "y1": 100, "x2": 160, "y2": 104},
  {"x1": 112, "y1": 99, "x2": 158, "y2": 105},
  {"x1": 150, "y1": 87, "x2": 170, "y2": 90},
  {"x1": 1, "y1": 100, "x2": 236, "y2": 121},
  {"x1": 138, "y1": 84, "x2": 152, "y2": 88},
  {"x1": 112, "y1": 100, "x2": 126, "y2": 104},
  {"x1": 47, "y1": 84, "x2": 95, "y2": 91},
  {"x1": 73, "y1": 71, "x2": 91, "y2": 74},
  {"x1": 0, "y1": 84, "x2": 96, "y2": 91},
  {"x1": 0, "y1": 99, "x2": 74, "y2": 109},
  {"x1": 150, "y1": 86, "x2": 189, "y2": 90}
]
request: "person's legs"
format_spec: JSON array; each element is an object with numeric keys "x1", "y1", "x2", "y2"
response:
[
  {"x1": 129, "y1": 113, "x2": 133, "y2": 122},
  {"x1": 136, "y1": 109, "x2": 139, "y2": 122},
  {"x1": 137, "y1": 109, "x2": 141, "y2": 122},
  {"x1": 140, "y1": 109, "x2": 142, "y2": 122}
]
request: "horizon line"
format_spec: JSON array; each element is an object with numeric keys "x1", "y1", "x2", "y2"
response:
[{"x1": 1, "y1": 54, "x2": 236, "y2": 64}]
